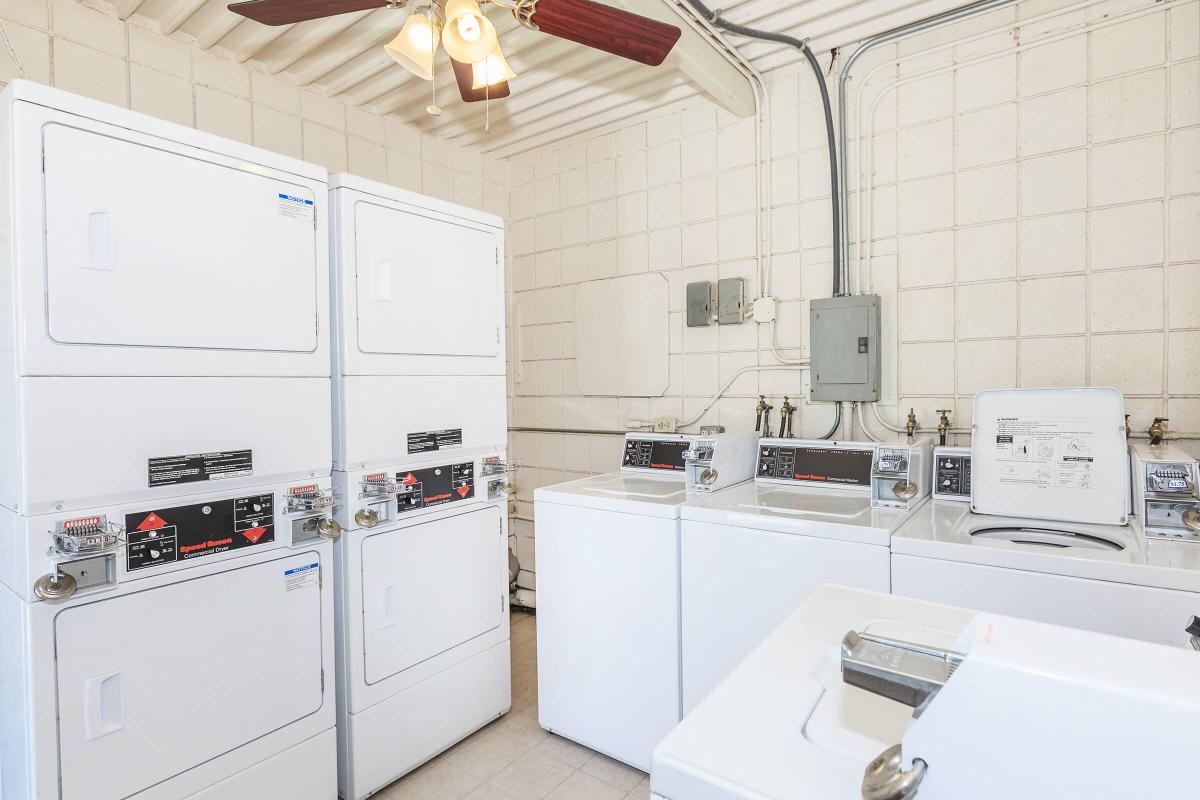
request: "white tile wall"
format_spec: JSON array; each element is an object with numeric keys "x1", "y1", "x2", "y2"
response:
[
  {"x1": 0, "y1": 3, "x2": 508, "y2": 218},
  {"x1": 506, "y1": 0, "x2": 1200, "y2": 581}
]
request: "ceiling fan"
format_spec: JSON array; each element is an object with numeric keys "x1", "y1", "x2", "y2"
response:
[{"x1": 227, "y1": 0, "x2": 682, "y2": 114}]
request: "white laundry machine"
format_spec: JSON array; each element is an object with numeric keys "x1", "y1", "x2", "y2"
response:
[
  {"x1": 0, "y1": 476, "x2": 342, "y2": 800},
  {"x1": 677, "y1": 436, "x2": 931, "y2": 713},
  {"x1": 650, "y1": 585, "x2": 1200, "y2": 800},
  {"x1": 535, "y1": 431, "x2": 759, "y2": 771},
  {"x1": 328, "y1": 175, "x2": 512, "y2": 798},
  {"x1": 892, "y1": 388, "x2": 1200, "y2": 648},
  {"x1": 0, "y1": 80, "x2": 333, "y2": 515}
]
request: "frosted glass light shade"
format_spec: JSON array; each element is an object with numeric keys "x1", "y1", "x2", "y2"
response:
[
  {"x1": 471, "y1": 44, "x2": 516, "y2": 89},
  {"x1": 385, "y1": 13, "x2": 441, "y2": 80},
  {"x1": 441, "y1": 0, "x2": 498, "y2": 63}
]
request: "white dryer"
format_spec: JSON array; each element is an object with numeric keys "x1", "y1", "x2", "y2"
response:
[
  {"x1": 535, "y1": 433, "x2": 696, "y2": 772},
  {"x1": 0, "y1": 80, "x2": 332, "y2": 515},
  {"x1": 891, "y1": 502, "x2": 1200, "y2": 647},
  {"x1": 677, "y1": 436, "x2": 931, "y2": 714},
  {"x1": 0, "y1": 476, "x2": 342, "y2": 800}
]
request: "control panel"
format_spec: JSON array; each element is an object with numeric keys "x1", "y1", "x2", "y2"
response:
[
  {"x1": 620, "y1": 435, "x2": 694, "y2": 474},
  {"x1": 933, "y1": 446, "x2": 972, "y2": 502},
  {"x1": 756, "y1": 440, "x2": 875, "y2": 488},
  {"x1": 124, "y1": 493, "x2": 275, "y2": 572},
  {"x1": 1130, "y1": 443, "x2": 1200, "y2": 540},
  {"x1": 395, "y1": 461, "x2": 475, "y2": 513}
]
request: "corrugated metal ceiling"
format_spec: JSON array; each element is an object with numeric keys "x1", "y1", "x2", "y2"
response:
[{"x1": 99, "y1": 0, "x2": 972, "y2": 155}]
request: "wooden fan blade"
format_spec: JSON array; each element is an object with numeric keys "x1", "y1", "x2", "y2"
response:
[
  {"x1": 449, "y1": 58, "x2": 512, "y2": 103},
  {"x1": 526, "y1": 0, "x2": 681, "y2": 66},
  {"x1": 227, "y1": 0, "x2": 389, "y2": 26}
]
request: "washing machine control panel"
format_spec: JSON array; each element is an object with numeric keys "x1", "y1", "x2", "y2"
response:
[
  {"x1": 933, "y1": 446, "x2": 972, "y2": 502},
  {"x1": 124, "y1": 493, "x2": 275, "y2": 572},
  {"x1": 756, "y1": 442, "x2": 873, "y2": 487},
  {"x1": 621, "y1": 437, "x2": 690, "y2": 473},
  {"x1": 395, "y1": 462, "x2": 475, "y2": 513}
]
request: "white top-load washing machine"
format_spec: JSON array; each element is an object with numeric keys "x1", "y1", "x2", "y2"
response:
[
  {"x1": 892, "y1": 388, "x2": 1200, "y2": 648},
  {"x1": 650, "y1": 585, "x2": 1200, "y2": 800},
  {"x1": 0, "y1": 81, "x2": 341, "y2": 800},
  {"x1": 677, "y1": 435, "x2": 932, "y2": 714},
  {"x1": 328, "y1": 174, "x2": 511, "y2": 799},
  {"x1": 0, "y1": 80, "x2": 333, "y2": 516},
  {"x1": 535, "y1": 431, "x2": 759, "y2": 771}
]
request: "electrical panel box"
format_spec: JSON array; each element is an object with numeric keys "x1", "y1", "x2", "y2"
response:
[
  {"x1": 686, "y1": 281, "x2": 714, "y2": 327},
  {"x1": 717, "y1": 278, "x2": 745, "y2": 325},
  {"x1": 809, "y1": 294, "x2": 881, "y2": 402}
]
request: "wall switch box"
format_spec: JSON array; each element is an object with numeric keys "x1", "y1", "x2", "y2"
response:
[
  {"x1": 717, "y1": 278, "x2": 745, "y2": 324},
  {"x1": 752, "y1": 296, "x2": 777, "y2": 323},
  {"x1": 809, "y1": 294, "x2": 881, "y2": 402},
  {"x1": 686, "y1": 281, "x2": 714, "y2": 327},
  {"x1": 653, "y1": 417, "x2": 679, "y2": 433}
]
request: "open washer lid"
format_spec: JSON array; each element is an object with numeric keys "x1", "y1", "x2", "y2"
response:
[{"x1": 971, "y1": 388, "x2": 1130, "y2": 526}]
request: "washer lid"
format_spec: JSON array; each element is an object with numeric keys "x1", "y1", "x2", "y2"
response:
[
  {"x1": 534, "y1": 472, "x2": 687, "y2": 518},
  {"x1": 969, "y1": 525, "x2": 1125, "y2": 552},
  {"x1": 971, "y1": 388, "x2": 1130, "y2": 526}
]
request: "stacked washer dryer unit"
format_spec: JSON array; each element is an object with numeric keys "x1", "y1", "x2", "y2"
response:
[
  {"x1": 677, "y1": 435, "x2": 932, "y2": 714},
  {"x1": 328, "y1": 173, "x2": 511, "y2": 799},
  {"x1": 0, "y1": 81, "x2": 341, "y2": 800},
  {"x1": 892, "y1": 388, "x2": 1200, "y2": 648}
]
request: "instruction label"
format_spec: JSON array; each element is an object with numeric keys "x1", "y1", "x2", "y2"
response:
[
  {"x1": 148, "y1": 449, "x2": 254, "y2": 488},
  {"x1": 993, "y1": 417, "x2": 1095, "y2": 490},
  {"x1": 407, "y1": 428, "x2": 464, "y2": 454},
  {"x1": 284, "y1": 562, "x2": 319, "y2": 592},
  {"x1": 278, "y1": 192, "x2": 315, "y2": 221}
]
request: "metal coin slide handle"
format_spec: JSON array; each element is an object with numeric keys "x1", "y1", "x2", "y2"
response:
[
  {"x1": 1183, "y1": 508, "x2": 1200, "y2": 534},
  {"x1": 34, "y1": 571, "x2": 78, "y2": 602},
  {"x1": 354, "y1": 508, "x2": 380, "y2": 528},
  {"x1": 862, "y1": 743, "x2": 927, "y2": 800},
  {"x1": 892, "y1": 481, "x2": 919, "y2": 500},
  {"x1": 317, "y1": 517, "x2": 342, "y2": 540}
]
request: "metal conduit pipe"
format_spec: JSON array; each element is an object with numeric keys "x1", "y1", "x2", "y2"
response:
[
  {"x1": 838, "y1": 0, "x2": 1019, "y2": 293},
  {"x1": 681, "y1": 0, "x2": 844, "y2": 297}
]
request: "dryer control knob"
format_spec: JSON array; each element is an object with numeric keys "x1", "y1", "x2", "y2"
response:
[
  {"x1": 317, "y1": 518, "x2": 343, "y2": 540},
  {"x1": 354, "y1": 508, "x2": 380, "y2": 528},
  {"x1": 34, "y1": 572, "x2": 77, "y2": 602}
]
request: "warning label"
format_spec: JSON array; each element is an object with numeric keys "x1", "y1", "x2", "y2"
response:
[
  {"x1": 407, "y1": 429, "x2": 464, "y2": 454},
  {"x1": 148, "y1": 450, "x2": 253, "y2": 488},
  {"x1": 278, "y1": 192, "x2": 315, "y2": 221},
  {"x1": 993, "y1": 417, "x2": 1095, "y2": 490},
  {"x1": 285, "y1": 562, "x2": 319, "y2": 592}
]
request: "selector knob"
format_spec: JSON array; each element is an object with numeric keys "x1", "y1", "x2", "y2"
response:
[
  {"x1": 354, "y1": 508, "x2": 380, "y2": 528},
  {"x1": 34, "y1": 572, "x2": 77, "y2": 602},
  {"x1": 317, "y1": 518, "x2": 343, "y2": 540}
]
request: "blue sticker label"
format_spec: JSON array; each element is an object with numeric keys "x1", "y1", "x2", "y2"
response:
[
  {"x1": 285, "y1": 562, "x2": 319, "y2": 576},
  {"x1": 278, "y1": 194, "x2": 315, "y2": 206}
]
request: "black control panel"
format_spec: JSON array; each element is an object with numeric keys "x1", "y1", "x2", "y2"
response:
[
  {"x1": 757, "y1": 445, "x2": 873, "y2": 486},
  {"x1": 622, "y1": 439, "x2": 688, "y2": 472},
  {"x1": 396, "y1": 462, "x2": 475, "y2": 513},
  {"x1": 125, "y1": 493, "x2": 275, "y2": 572},
  {"x1": 935, "y1": 454, "x2": 972, "y2": 498}
]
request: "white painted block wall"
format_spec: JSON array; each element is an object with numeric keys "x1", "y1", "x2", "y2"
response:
[{"x1": 505, "y1": 0, "x2": 1200, "y2": 582}]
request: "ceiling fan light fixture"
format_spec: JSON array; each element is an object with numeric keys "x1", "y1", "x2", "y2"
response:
[
  {"x1": 384, "y1": 11, "x2": 442, "y2": 80},
  {"x1": 441, "y1": 0, "x2": 498, "y2": 63},
  {"x1": 471, "y1": 44, "x2": 516, "y2": 89}
]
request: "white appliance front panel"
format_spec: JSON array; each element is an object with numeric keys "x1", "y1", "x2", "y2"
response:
[
  {"x1": 18, "y1": 376, "x2": 331, "y2": 514},
  {"x1": 9, "y1": 100, "x2": 329, "y2": 378},
  {"x1": 54, "y1": 550, "x2": 326, "y2": 800},
  {"x1": 535, "y1": 502, "x2": 680, "y2": 772},
  {"x1": 361, "y1": 505, "x2": 504, "y2": 684},
  {"x1": 334, "y1": 374, "x2": 506, "y2": 470},
  {"x1": 892, "y1": 554, "x2": 1200, "y2": 648},
  {"x1": 353, "y1": 200, "x2": 498, "y2": 358},
  {"x1": 43, "y1": 125, "x2": 318, "y2": 353},
  {"x1": 680, "y1": 520, "x2": 891, "y2": 714}
]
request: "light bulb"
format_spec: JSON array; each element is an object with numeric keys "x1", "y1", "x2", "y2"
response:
[{"x1": 456, "y1": 15, "x2": 481, "y2": 43}]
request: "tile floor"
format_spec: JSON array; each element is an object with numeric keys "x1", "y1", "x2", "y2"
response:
[{"x1": 375, "y1": 609, "x2": 651, "y2": 800}]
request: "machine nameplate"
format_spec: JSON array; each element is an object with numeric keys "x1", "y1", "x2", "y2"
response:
[
  {"x1": 124, "y1": 493, "x2": 274, "y2": 571},
  {"x1": 396, "y1": 462, "x2": 475, "y2": 513},
  {"x1": 757, "y1": 445, "x2": 873, "y2": 486},
  {"x1": 148, "y1": 449, "x2": 254, "y2": 488},
  {"x1": 622, "y1": 439, "x2": 688, "y2": 471},
  {"x1": 407, "y1": 428, "x2": 464, "y2": 454}
]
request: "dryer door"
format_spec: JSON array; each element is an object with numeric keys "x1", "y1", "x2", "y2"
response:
[
  {"x1": 54, "y1": 552, "x2": 326, "y2": 800},
  {"x1": 43, "y1": 123, "x2": 320, "y2": 353},
  {"x1": 361, "y1": 505, "x2": 504, "y2": 684}
]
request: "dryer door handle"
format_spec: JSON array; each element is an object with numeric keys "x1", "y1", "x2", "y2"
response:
[
  {"x1": 380, "y1": 583, "x2": 401, "y2": 629},
  {"x1": 84, "y1": 671, "x2": 125, "y2": 740}
]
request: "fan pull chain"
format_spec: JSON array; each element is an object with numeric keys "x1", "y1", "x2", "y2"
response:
[
  {"x1": 485, "y1": 82, "x2": 491, "y2": 135},
  {"x1": 426, "y1": 10, "x2": 441, "y2": 117}
]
